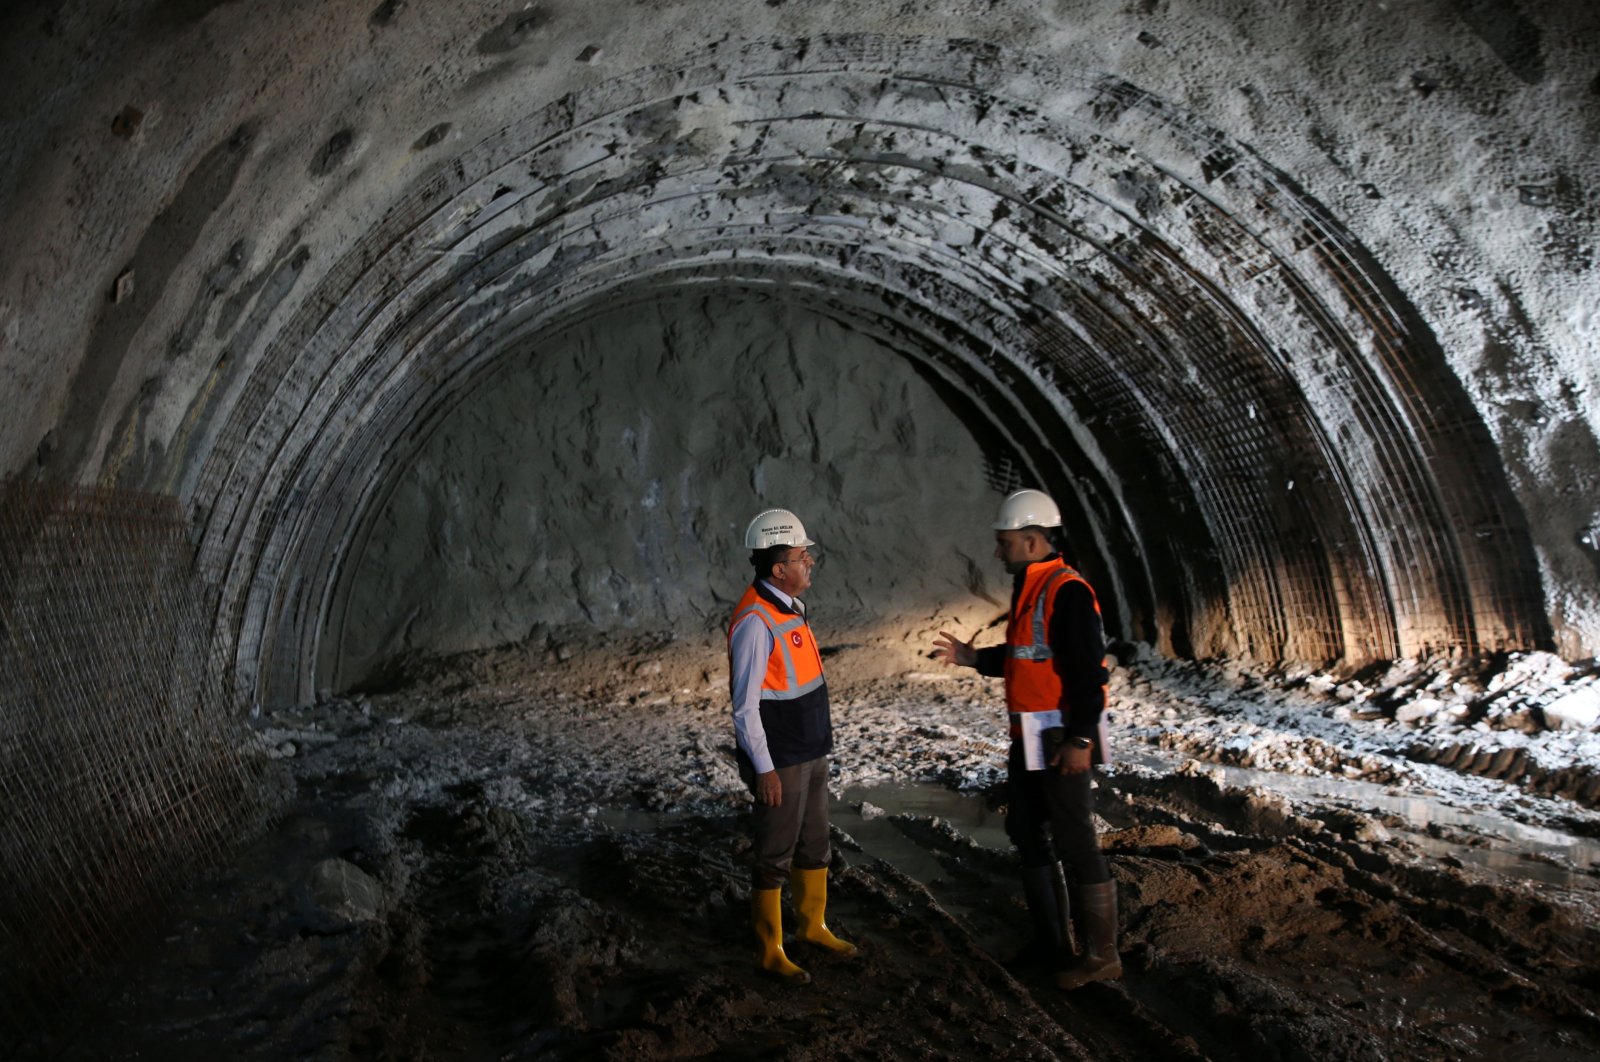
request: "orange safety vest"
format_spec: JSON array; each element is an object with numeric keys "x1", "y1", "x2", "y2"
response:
[
  {"x1": 1004, "y1": 556, "x2": 1102, "y2": 734},
  {"x1": 728, "y1": 584, "x2": 826, "y2": 702}
]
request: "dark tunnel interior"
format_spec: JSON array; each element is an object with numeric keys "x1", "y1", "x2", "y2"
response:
[{"x1": 2, "y1": 2, "x2": 1597, "y2": 1057}]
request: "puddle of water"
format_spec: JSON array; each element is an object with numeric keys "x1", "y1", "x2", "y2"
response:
[
  {"x1": 833, "y1": 783, "x2": 1013, "y2": 882},
  {"x1": 1120, "y1": 748, "x2": 1600, "y2": 888},
  {"x1": 839, "y1": 783, "x2": 1010, "y2": 845},
  {"x1": 596, "y1": 764, "x2": 1598, "y2": 891},
  {"x1": 595, "y1": 785, "x2": 1015, "y2": 884}
]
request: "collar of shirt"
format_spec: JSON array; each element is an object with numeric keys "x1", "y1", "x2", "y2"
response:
[
  {"x1": 1013, "y1": 552, "x2": 1062, "y2": 579},
  {"x1": 1011, "y1": 552, "x2": 1064, "y2": 601},
  {"x1": 759, "y1": 578, "x2": 803, "y2": 615}
]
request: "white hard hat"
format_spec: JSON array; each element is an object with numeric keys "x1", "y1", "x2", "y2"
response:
[
  {"x1": 744, "y1": 508, "x2": 816, "y2": 550},
  {"x1": 993, "y1": 489, "x2": 1062, "y2": 531}
]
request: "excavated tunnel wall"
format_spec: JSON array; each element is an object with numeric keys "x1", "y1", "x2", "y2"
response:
[
  {"x1": 2, "y1": 4, "x2": 1593, "y2": 711},
  {"x1": 0, "y1": 0, "x2": 1596, "y2": 1024},
  {"x1": 181, "y1": 30, "x2": 1576, "y2": 709},
  {"x1": 326, "y1": 290, "x2": 1009, "y2": 692}
]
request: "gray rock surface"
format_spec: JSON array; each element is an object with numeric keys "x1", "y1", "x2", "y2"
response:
[{"x1": 332, "y1": 291, "x2": 997, "y2": 688}]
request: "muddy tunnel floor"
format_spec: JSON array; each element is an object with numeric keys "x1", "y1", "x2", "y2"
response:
[{"x1": 27, "y1": 633, "x2": 1600, "y2": 1061}]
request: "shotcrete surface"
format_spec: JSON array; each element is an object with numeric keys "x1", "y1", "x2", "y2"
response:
[{"x1": 1, "y1": 0, "x2": 1596, "y2": 658}]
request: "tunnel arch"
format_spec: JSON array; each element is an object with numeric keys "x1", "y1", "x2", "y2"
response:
[{"x1": 162, "y1": 35, "x2": 1549, "y2": 710}]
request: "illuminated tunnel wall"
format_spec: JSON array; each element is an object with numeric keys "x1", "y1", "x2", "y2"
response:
[{"x1": 2, "y1": 2, "x2": 1595, "y2": 712}]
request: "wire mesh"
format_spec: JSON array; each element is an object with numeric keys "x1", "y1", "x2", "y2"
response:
[{"x1": 0, "y1": 480, "x2": 269, "y2": 1043}]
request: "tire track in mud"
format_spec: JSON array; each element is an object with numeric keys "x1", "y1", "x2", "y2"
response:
[
  {"x1": 860, "y1": 851, "x2": 1209, "y2": 1061},
  {"x1": 1404, "y1": 740, "x2": 1600, "y2": 811},
  {"x1": 1079, "y1": 770, "x2": 1600, "y2": 1060},
  {"x1": 866, "y1": 762, "x2": 1600, "y2": 1060},
  {"x1": 894, "y1": 799, "x2": 1396, "y2": 1061}
]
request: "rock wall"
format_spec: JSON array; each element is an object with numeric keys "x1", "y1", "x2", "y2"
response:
[{"x1": 331, "y1": 292, "x2": 1002, "y2": 688}]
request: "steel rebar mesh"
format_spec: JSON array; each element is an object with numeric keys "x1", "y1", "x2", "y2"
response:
[{"x1": 0, "y1": 480, "x2": 269, "y2": 1040}]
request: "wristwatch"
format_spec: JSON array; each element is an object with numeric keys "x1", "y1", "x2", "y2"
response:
[{"x1": 1068, "y1": 736, "x2": 1093, "y2": 750}]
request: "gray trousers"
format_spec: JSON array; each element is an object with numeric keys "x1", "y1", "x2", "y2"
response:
[
  {"x1": 1006, "y1": 739, "x2": 1111, "y2": 884},
  {"x1": 742, "y1": 755, "x2": 833, "y2": 889}
]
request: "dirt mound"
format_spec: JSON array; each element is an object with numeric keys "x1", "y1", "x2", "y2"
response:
[{"x1": 22, "y1": 637, "x2": 1600, "y2": 1060}]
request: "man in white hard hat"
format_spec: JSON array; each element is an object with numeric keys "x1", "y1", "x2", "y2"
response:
[
  {"x1": 933, "y1": 489, "x2": 1121, "y2": 990},
  {"x1": 728, "y1": 508, "x2": 855, "y2": 984}
]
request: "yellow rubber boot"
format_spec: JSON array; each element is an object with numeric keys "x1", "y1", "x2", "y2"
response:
[
  {"x1": 791, "y1": 867, "x2": 857, "y2": 956},
  {"x1": 751, "y1": 887, "x2": 810, "y2": 983}
]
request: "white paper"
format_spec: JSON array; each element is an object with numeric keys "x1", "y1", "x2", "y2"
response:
[{"x1": 1018, "y1": 709, "x2": 1063, "y2": 770}]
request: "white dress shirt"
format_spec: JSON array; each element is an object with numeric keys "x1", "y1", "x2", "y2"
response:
[{"x1": 729, "y1": 580, "x2": 803, "y2": 775}]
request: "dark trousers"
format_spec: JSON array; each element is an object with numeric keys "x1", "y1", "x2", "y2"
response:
[
  {"x1": 741, "y1": 755, "x2": 833, "y2": 889},
  {"x1": 1006, "y1": 739, "x2": 1110, "y2": 885}
]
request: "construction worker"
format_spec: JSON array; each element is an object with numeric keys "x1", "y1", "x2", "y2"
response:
[
  {"x1": 729, "y1": 508, "x2": 855, "y2": 984},
  {"x1": 933, "y1": 489, "x2": 1121, "y2": 991}
]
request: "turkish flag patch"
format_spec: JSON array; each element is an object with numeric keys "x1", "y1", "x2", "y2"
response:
[{"x1": 791, "y1": 632, "x2": 804, "y2": 647}]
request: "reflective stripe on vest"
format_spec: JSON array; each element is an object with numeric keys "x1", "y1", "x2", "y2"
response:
[
  {"x1": 729, "y1": 588, "x2": 826, "y2": 701},
  {"x1": 1008, "y1": 569, "x2": 1070, "y2": 662}
]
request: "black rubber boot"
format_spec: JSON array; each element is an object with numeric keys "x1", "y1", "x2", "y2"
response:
[
  {"x1": 1057, "y1": 879, "x2": 1122, "y2": 990},
  {"x1": 1009, "y1": 862, "x2": 1072, "y2": 970}
]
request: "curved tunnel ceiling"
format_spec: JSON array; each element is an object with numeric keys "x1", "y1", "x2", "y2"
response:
[
  {"x1": 189, "y1": 35, "x2": 1548, "y2": 707},
  {"x1": 3, "y1": 6, "x2": 1595, "y2": 712}
]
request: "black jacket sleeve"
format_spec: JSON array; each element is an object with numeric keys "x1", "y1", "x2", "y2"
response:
[
  {"x1": 974, "y1": 645, "x2": 1007, "y2": 678},
  {"x1": 1050, "y1": 581, "x2": 1107, "y2": 739}
]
